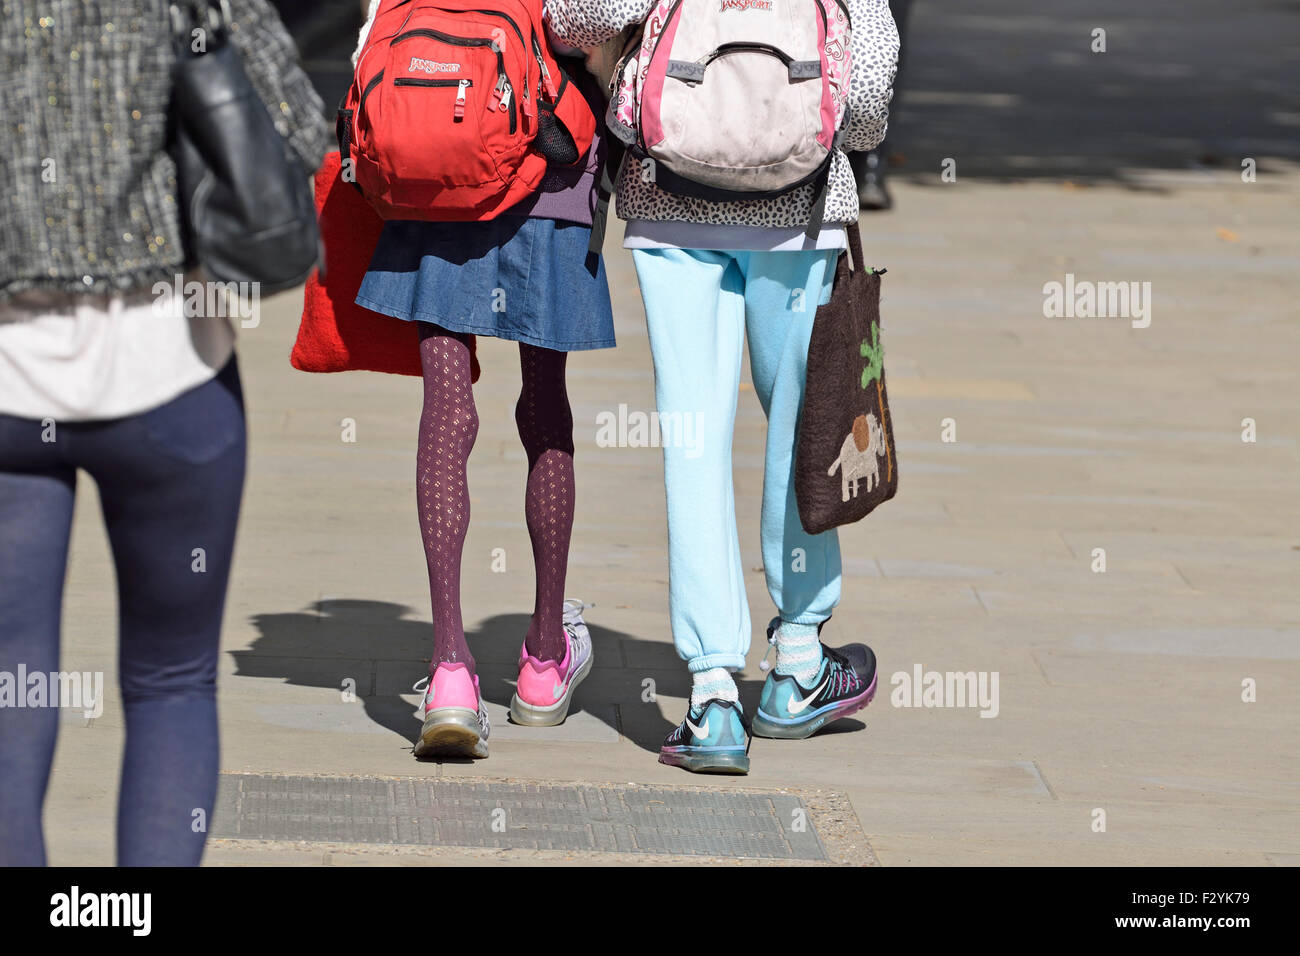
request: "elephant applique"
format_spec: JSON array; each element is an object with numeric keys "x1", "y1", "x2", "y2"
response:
[{"x1": 828, "y1": 412, "x2": 885, "y2": 502}]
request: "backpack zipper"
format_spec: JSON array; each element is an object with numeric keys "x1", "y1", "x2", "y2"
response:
[
  {"x1": 465, "y1": 10, "x2": 534, "y2": 112},
  {"x1": 455, "y1": 76, "x2": 470, "y2": 120},
  {"x1": 393, "y1": 76, "x2": 473, "y2": 122},
  {"x1": 539, "y1": 62, "x2": 568, "y2": 107},
  {"x1": 608, "y1": 27, "x2": 643, "y2": 99},
  {"x1": 467, "y1": 8, "x2": 525, "y2": 48},
  {"x1": 359, "y1": 69, "x2": 385, "y2": 112},
  {"x1": 640, "y1": 0, "x2": 686, "y2": 148},
  {"x1": 499, "y1": 79, "x2": 515, "y2": 130},
  {"x1": 656, "y1": 0, "x2": 686, "y2": 54},
  {"x1": 393, "y1": 77, "x2": 472, "y2": 85},
  {"x1": 394, "y1": 27, "x2": 501, "y2": 50},
  {"x1": 531, "y1": 32, "x2": 559, "y2": 100},
  {"x1": 393, "y1": 28, "x2": 515, "y2": 133}
]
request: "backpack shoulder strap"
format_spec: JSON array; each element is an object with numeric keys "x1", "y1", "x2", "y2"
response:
[
  {"x1": 803, "y1": 159, "x2": 834, "y2": 241},
  {"x1": 587, "y1": 139, "x2": 627, "y2": 255}
]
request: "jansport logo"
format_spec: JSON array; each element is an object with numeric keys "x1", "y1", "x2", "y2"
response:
[
  {"x1": 408, "y1": 57, "x2": 461, "y2": 74},
  {"x1": 720, "y1": 0, "x2": 773, "y2": 10}
]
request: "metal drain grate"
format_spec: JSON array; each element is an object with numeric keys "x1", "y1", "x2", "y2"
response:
[{"x1": 213, "y1": 773, "x2": 827, "y2": 860}]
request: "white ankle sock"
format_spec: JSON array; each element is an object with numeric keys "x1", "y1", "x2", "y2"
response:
[
  {"x1": 690, "y1": 667, "x2": 738, "y2": 709},
  {"x1": 774, "y1": 622, "x2": 823, "y2": 684}
]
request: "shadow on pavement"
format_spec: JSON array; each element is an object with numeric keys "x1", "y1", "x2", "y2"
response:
[{"x1": 233, "y1": 599, "x2": 868, "y2": 757}]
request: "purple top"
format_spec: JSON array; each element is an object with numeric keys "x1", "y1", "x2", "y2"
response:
[{"x1": 502, "y1": 57, "x2": 607, "y2": 227}]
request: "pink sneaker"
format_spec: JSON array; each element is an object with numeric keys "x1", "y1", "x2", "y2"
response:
[
  {"x1": 412, "y1": 662, "x2": 490, "y2": 758},
  {"x1": 509, "y1": 599, "x2": 593, "y2": 727}
]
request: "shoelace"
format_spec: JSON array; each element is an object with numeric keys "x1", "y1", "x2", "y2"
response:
[
  {"x1": 823, "y1": 644, "x2": 853, "y2": 669},
  {"x1": 562, "y1": 619, "x2": 587, "y2": 647},
  {"x1": 758, "y1": 629, "x2": 778, "y2": 673},
  {"x1": 562, "y1": 597, "x2": 591, "y2": 622},
  {"x1": 411, "y1": 677, "x2": 430, "y2": 719},
  {"x1": 821, "y1": 645, "x2": 862, "y2": 694},
  {"x1": 763, "y1": 641, "x2": 861, "y2": 698},
  {"x1": 560, "y1": 600, "x2": 593, "y2": 666},
  {"x1": 761, "y1": 633, "x2": 853, "y2": 689},
  {"x1": 561, "y1": 598, "x2": 592, "y2": 639}
]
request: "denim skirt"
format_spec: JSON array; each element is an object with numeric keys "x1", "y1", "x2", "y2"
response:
[{"x1": 355, "y1": 216, "x2": 615, "y2": 352}]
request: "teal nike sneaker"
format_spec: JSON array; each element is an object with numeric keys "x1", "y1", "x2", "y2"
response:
[
  {"x1": 658, "y1": 698, "x2": 751, "y2": 775},
  {"x1": 752, "y1": 643, "x2": 878, "y2": 739}
]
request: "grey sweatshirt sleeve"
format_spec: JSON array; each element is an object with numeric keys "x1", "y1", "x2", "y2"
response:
[
  {"x1": 228, "y1": 0, "x2": 331, "y2": 173},
  {"x1": 843, "y1": 0, "x2": 900, "y2": 153},
  {"x1": 544, "y1": 0, "x2": 656, "y2": 50}
]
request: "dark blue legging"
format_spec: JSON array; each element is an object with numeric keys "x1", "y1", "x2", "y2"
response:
[{"x1": 0, "y1": 359, "x2": 245, "y2": 866}]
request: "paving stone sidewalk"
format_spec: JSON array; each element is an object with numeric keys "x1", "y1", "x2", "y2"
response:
[{"x1": 41, "y1": 162, "x2": 1299, "y2": 864}]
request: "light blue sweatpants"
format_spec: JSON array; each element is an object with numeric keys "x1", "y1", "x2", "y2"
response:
[{"x1": 632, "y1": 247, "x2": 842, "y2": 673}]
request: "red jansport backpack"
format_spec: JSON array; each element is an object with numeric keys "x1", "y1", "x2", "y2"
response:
[{"x1": 339, "y1": 0, "x2": 596, "y2": 221}]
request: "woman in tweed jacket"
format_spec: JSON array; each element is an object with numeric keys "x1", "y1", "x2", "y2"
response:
[{"x1": 0, "y1": 0, "x2": 327, "y2": 866}]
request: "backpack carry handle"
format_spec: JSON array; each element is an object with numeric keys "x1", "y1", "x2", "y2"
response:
[{"x1": 666, "y1": 43, "x2": 822, "y2": 84}]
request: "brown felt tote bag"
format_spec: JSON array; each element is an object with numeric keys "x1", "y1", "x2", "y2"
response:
[{"x1": 795, "y1": 222, "x2": 898, "y2": 534}]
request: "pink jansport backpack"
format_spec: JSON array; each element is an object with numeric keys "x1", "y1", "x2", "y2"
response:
[{"x1": 608, "y1": 0, "x2": 852, "y2": 232}]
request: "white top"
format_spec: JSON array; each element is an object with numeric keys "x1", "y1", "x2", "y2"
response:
[
  {"x1": 0, "y1": 282, "x2": 236, "y2": 422},
  {"x1": 623, "y1": 221, "x2": 848, "y2": 252}
]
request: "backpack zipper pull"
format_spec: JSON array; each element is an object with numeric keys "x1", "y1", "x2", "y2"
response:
[
  {"x1": 498, "y1": 80, "x2": 512, "y2": 113},
  {"x1": 454, "y1": 78, "x2": 468, "y2": 121},
  {"x1": 532, "y1": 36, "x2": 558, "y2": 100}
]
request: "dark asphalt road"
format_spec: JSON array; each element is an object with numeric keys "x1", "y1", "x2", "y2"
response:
[
  {"x1": 274, "y1": 0, "x2": 1300, "y2": 180},
  {"x1": 889, "y1": 0, "x2": 1300, "y2": 178}
]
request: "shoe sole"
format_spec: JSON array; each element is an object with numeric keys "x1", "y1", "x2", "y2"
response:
[
  {"x1": 413, "y1": 707, "x2": 488, "y2": 759},
  {"x1": 752, "y1": 671, "x2": 878, "y2": 740},
  {"x1": 508, "y1": 650, "x2": 593, "y2": 727},
  {"x1": 658, "y1": 749, "x2": 750, "y2": 775}
]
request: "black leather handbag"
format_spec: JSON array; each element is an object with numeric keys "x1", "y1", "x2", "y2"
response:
[{"x1": 168, "y1": 0, "x2": 320, "y2": 293}]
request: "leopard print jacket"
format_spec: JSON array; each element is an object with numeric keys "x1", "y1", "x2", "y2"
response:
[{"x1": 545, "y1": 0, "x2": 899, "y2": 229}]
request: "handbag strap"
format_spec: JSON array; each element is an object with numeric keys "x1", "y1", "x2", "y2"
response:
[
  {"x1": 169, "y1": 0, "x2": 232, "y2": 45},
  {"x1": 846, "y1": 220, "x2": 865, "y2": 274}
]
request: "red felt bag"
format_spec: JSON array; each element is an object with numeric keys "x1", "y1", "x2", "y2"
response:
[{"x1": 291, "y1": 151, "x2": 479, "y2": 380}]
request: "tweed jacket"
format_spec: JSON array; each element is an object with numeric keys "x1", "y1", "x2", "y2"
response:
[{"x1": 1, "y1": 0, "x2": 330, "y2": 299}]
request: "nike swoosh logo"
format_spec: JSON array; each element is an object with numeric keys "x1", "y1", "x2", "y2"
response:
[
  {"x1": 787, "y1": 675, "x2": 831, "y2": 715},
  {"x1": 685, "y1": 716, "x2": 710, "y2": 739},
  {"x1": 552, "y1": 682, "x2": 564, "y2": 700}
]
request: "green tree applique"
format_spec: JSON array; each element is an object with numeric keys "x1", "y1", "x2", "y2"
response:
[{"x1": 860, "y1": 321, "x2": 883, "y2": 390}]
